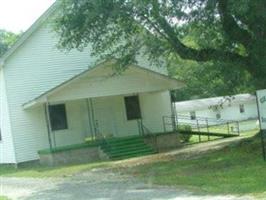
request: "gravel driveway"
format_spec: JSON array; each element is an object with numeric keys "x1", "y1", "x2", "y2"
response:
[{"x1": 1, "y1": 169, "x2": 253, "y2": 200}]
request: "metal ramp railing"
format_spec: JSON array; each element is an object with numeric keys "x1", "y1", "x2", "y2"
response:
[{"x1": 163, "y1": 115, "x2": 240, "y2": 139}]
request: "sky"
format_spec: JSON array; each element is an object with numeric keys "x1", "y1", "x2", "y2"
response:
[{"x1": 0, "y1": 0, "x2": 56, "y2": 33}]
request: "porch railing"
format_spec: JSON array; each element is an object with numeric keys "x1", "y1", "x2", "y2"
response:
[
  {"x1": 95, "y1": 121, "x2": 112, "y2": 151},
  {"x1": 137, "y1": 119, "x2": 158, "y2": 151}
]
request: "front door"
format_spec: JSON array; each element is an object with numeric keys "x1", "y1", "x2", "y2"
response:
[{"x1": 93, "y1": 102, "x2": 117, "y2": 138}]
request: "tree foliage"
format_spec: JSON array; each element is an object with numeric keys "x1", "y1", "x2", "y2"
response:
[
  {"x1": 170, "y1": 59, "x2": 255, "y2": 101},
  {"x1": 53, "y1": 0, "x2": 266, "y2": 92},
  {"x1": 0, "y1": 30, "x2": 18, "y2": 57}
]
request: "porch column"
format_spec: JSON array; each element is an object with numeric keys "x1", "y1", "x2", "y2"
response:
[
  {"x1": 44, "y1": 101, "x2": 53, "y2": 151},
  {"x1": 86, "y1": 98, "x2": 96, "y2": 140},
  {"x1": 170, "y1": 92, "x2": 177, "y2": 131}
]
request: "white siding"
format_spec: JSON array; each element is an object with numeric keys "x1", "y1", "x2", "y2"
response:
[
  {"x1": 5, "y1": 91, "x2": 172, "y2": 162},
  {"x1": 92, "y1": 91, "x2": 172, "y2": 137},
  {"x1": 3, "y1": 21, "x2": 173, "y2": 162},
  {"x1": 140, "y1": 91, "x2": 173, "y2": 132},
  {"x1": 177, "y1": 102, "x2": 258, "y2": 121},
  {"x1": 2, "y1": 99, "x2": 93, "y2": 162},
  {"x1": 51, "y1": 100, "x2": 90, "y2": 147},
  {"x1": 219, "y1": 103, "x2": 258, "y2": 121},
  {"x1": 0, "y1": 69, "x2": 16, "y2": 164},
  {"x1": 3, "y1": 23, "x2": 98, "y2": 163}
]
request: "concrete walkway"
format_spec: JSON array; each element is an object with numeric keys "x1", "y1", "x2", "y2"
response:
[{"x1": 1, "y1": 169, "x2": 253, "y2": 200}]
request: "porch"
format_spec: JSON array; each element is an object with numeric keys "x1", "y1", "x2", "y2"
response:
[
  {"x1": 22, "y1": 62, "x2": 184, "y2": 164},
  {"x1": 41, "y1": 93, "x2": 176, "y2": 149}
]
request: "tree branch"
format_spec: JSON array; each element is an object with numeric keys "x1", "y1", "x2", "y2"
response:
[
  {"x1": 217, "y1": 0, "x2": 252, "y2": 48},
  {"x1": 149, "y1": 0, "x2": 249, "y2": 68}
]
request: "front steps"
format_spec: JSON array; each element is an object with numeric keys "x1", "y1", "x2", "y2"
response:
[{"x1": 100, "y1": 136, "x2": 157, "y2": 160}]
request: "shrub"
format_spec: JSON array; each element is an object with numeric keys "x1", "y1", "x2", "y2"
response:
[{"x1": 178, "y1": 125, "x2": 192, "y2": 143}]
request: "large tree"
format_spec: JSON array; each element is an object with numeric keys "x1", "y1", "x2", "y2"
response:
[
  {"x1": 0, "y1": 29, "x2": 18, "y2": 57},
  {"x1": 53, "y1": 0, "x2": 266, "y2": 89}
]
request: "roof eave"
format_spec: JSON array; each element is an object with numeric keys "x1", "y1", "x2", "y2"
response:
[{"x1": 22, "y1": 62, "x2": 185, "y2": 109}]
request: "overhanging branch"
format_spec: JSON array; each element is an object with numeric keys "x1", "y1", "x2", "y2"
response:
[
  {"x1": 217, "y1": 0, "x2": 252, "y2": 48},
  {"x1": 149, "y1": 0, "x2": 249, "y2": 68}
]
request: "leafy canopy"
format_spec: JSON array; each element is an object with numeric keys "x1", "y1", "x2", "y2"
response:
[
  {"x1": 53, "y1": 0, "x2": 266, "y2": 91},
  {"x1": 0, "y1": 30, "x2": 18, "y2": 57},
  {"x1": 170, "y1": 59, "x2": 254, "y2": 101}
]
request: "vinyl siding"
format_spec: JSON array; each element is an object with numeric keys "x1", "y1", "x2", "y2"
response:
[
  {"x1": 176, "y1": 102, "x2": 258, "y2": 121},
  {"x1": 50, "y1": 99, "x2": 91, "y2": 147},
  {"x1": 3, "y1": 21, "x2": 173, "y2": 162},
  {"x1": 92, "y1": 91, "x2": 172, "y2": 137},
  {"x1": 0, "y1": 69, "x2": 16, "y2": 164},
  {"x1": 140, "y1": 91, "x2": 173, "y2": 132},
  {"x1": 3, "y1": 23, "x2": 98, "y2": 162}
]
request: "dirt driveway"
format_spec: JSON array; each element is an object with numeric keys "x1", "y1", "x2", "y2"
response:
[{"x1": 1, "y1": 169, "x2": 253, "y2": 200}]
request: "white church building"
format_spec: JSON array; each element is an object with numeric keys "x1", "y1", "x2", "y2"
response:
[{"x1": 0, "y1": 3, "x2": 184, "y2": 164}]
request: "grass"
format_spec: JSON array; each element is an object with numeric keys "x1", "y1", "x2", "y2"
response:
[
  {"x1": 1, "y1": 129, "x2": 265, "y2": 198},
  {"x1": 188, "y1": 135, "x2": 220, "y2": 144},
  {"x1": 121, "y1": 130, "x2": 266, "y2": 197},
  {"x1": 0, "y1": 197, "x2": 10, "y2": 200},
  {"x1": 0, "y1": 161, "x2": 110, "y2": 178},
  {"x1": 186, "y1": 120, "x2": 258, "y2": 144}
]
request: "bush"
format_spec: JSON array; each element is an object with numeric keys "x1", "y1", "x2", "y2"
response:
[{"x1": 178, "y1": 125, "x2": 192, "y2": 143}]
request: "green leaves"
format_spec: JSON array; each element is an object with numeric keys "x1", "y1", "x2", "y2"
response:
[
  {"x1": 53, "y1": 0, "x2": 266, "y2": 93},
  {"x1": 0, "y1": 30, "x2": 18, "y2": 57},
  {"x1": 170, "y1": 59, "x2": 254, "y2": 101}
]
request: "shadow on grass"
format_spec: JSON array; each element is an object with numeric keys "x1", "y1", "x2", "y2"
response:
[
  {"x1": 121, "y1": 132, "x2": 266, "y2": 196},
  {"x1": 0, "y1": 161, "x2": 111, "y2": 178}
]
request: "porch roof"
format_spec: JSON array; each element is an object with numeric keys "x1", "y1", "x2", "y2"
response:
[{"x1": 23, "y1": 61, "x2": 185, "y2": 109}]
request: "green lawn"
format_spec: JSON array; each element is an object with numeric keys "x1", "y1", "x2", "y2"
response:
[
  {"x1": 122, "y1": 130, "x2": 266, "y2": 198},
  {"x1": 0, "y1": 196, "x2": 10, "y2": 200},
  {"x1": 0, "y1": 161, "x2": 110, "y2": 178},
  {"x1": 189, "y1": 135, "x2": 221, "y2": 144},
  {"x1": 1, "y1": 129, "x2": 265, "y2": 198},
  {"x1": 187, "y1": 120, "x2": 258, "y2": 144}
]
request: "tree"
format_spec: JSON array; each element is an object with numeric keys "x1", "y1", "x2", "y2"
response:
[
  {"x1": 0, "y1": 30, "x2": 18, "y2": 57},
  {"x1": 53, "y1": 0, "x2": 266, "y2": 88},
  {"x1": 170, "y1": 59, "x2": 255, "y2": 101}
]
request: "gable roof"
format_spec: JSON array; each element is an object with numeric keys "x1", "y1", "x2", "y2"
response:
[
  {"x1": 23, "y1": 60, "x2": 185, "y2": 109},
  {"x1": 0, "y1": 1, "x2": 58, "y2": 67},
  {"x1": 175, "y1": 94, "x2": 256, "y2": 112}
]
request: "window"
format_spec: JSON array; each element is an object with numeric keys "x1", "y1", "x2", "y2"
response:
[
  {"x1": 124, "y1": 96, "x2": 141, "y2": 120},
  {"x1": 190, "y1": 111, "x2": 196, "y2": 120},
  {"x1": 216, "y1": 113, "x2": 221, "y2": 119},
  {"x1": 240, "y1": 104, "x2": 245, "y2": 113},
  {"x1": 49, "y1": 104, "x2": 68, "y2": 131}
]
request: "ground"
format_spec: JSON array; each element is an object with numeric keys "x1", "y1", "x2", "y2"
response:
[
  {"x1": 0, "y1": 197, "x2": 9, "y2": 200},
  {"x1": 0, "y1": 129, "x2": 265, "y2": 200},
  {"x1": 1, "y1": 170, "x2": 253, "y2": 200}
]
